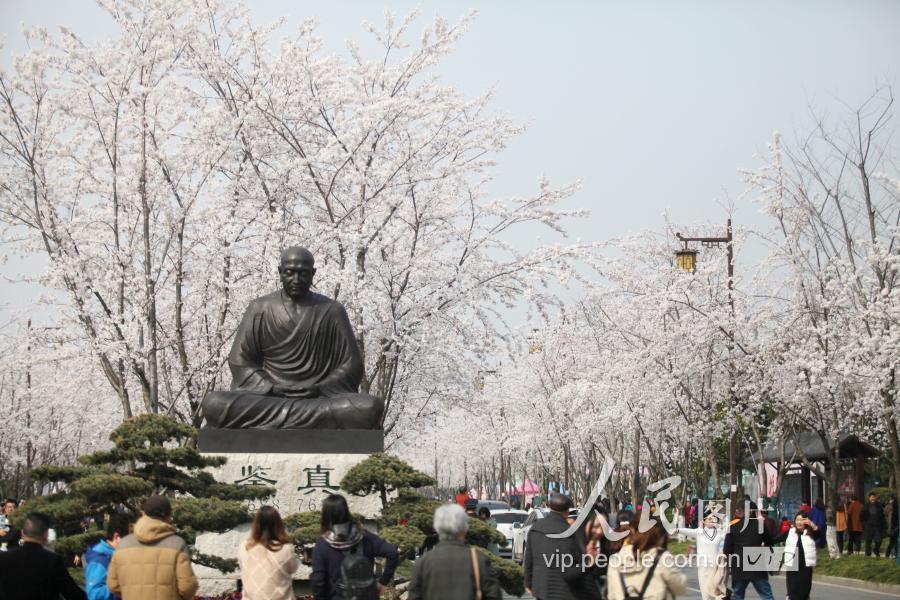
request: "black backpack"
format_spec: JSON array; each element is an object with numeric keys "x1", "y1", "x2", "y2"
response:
[
  {"x1": 338, "y1": 543, "x2": 379, "y2": 600},
  {"x1": 617, "y1": 551, "x2": 663, "y2": 600}
]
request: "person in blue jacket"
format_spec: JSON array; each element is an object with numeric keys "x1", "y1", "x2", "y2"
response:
[
  {"x1": 810, "y1": 498, "x2": 828, "y2": 548},
  {"x1": 84, "y1": 513, "x2": 135, "y2": 600}
]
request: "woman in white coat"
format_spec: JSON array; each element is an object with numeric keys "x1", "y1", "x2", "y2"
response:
[
  {"x1": 675, "y1": 509, "x2": 727, "y2": 600},
  {"x1": 774, "y1": 511, "x2": 818, "y2": 600}
]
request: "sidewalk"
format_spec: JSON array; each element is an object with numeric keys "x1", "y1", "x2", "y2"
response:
[{"x1": 771, "y1": 572, "x2": 900, "y2": 595}]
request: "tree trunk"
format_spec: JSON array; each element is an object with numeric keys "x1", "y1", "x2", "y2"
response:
[
  {"x1": 139, "y1": 86, "x2": 159, "y2": 413},
  {"x1": 632, "y1": 427, "x2": 641, "y2": 507}
]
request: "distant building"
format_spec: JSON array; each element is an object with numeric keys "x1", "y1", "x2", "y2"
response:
[{"x1": 753, "y1": 432, "x2": 880, "y2": 517}]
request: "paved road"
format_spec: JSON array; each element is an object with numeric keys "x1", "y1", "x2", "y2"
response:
[
  {"x1": 680, "y1": 569, "x2": 900, "y2": 600},
  {"x1": 506, "y1": 567, "x2": 900, "y2": 599}
]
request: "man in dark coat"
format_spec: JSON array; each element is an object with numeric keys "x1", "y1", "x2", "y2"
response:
[
  {"x1": 408, "y1": 504, "x2": 502, "y2": 600},
  {"x1": 723, "y1": 503, "x2": 774, "y2": 600},
  {"x1": 886, "y1": 494, "x2": 899, "y2": 558},
  {"x1": 0, "y1": 512, "x2": 86, "y2": 600},
  {"x1": 0, "y1": 498, "x2": 21, "y2": 549},
  {"x1": 861, "y1": 492, "x2": 886, "y2": 557},
  {"x1": 524, "y1": 493, "x2": 581, "y2": 600}
]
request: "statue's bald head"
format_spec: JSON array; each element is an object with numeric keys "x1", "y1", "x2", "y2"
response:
[
  {"x1": 280, "y1": 246, "x2": 315, "y2": 267},
  {"x1": 279, "y1": 246, "x2": 316, "y2": 300}
]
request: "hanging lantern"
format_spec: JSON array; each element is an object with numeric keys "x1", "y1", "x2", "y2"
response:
[
  {"x1": 675, "y1": 248, "x2": 697, "y2": 273},
  {"x1": 475, "y1": 369, "x2": 496, "y2": 391},
  {"x1": 527, "y1": 329, "x2": 542, "y2": 353}
]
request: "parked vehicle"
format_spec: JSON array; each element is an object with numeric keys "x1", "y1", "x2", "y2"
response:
[
  {"x1": 477, "y1": 499, "x2": 511, "y2": 512},
  {"x1": 489, "y1": 509, "x2": 528, "y2": 559},
  {"x1": 512, "y1": 508, "x2": 549, "y2": 563}
]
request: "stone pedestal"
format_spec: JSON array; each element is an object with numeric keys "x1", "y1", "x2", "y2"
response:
[{"x1": 193, "y1": 429, "x2": 384, "y2": 595}]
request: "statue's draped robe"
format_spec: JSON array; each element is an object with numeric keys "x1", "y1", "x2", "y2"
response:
[{"x1": 202, "y1": 291, "x2": 383, "y2": 429}]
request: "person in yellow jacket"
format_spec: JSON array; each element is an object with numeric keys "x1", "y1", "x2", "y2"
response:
[{"x1": 108, "y1": 495, "x2": 198, "y2": 600}]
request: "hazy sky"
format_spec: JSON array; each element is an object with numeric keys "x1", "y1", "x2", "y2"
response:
[{"x1": 2, "y1": 0, "x2": 899, "y2": 314}]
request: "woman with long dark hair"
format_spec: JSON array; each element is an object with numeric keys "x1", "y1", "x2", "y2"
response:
[
  {"x1": 607, "y1": 521, "x2": 688, "y2": 600},
  {"x1": 238, "y1": 506, "x2": 298, "y2": 600},
  {"x1": 310, "y1": 494, "x2": 399, "y2": 600},
  {"x1": 568, "y1": 509, "x2": 610, "y2": 600},
  {"x1": 607, "y1": 508, "x2": 634, "y2": 554}
]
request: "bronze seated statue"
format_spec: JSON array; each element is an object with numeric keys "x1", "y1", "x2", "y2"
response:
[{"x1": 201, "y1": 247, "x2": 383, "y2": 430}]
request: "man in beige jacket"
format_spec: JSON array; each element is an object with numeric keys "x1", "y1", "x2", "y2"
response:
[{"x1": 108, "y1": 495, "x2": 198, "y2": 600}]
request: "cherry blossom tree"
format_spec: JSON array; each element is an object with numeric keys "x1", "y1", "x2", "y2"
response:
[
  {"x1": 0, "y1": 0, "x2": 588, "y2": 455},
  {"x1": 743, "y1": 87, "x2": 899, "y2": 505},
  {"x1": 426, "y1": 91, "x2": 898, "y2": 514}
]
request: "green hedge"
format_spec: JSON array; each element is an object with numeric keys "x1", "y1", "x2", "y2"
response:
[{"x1": 815, "y1": 551, "x2": 900, "y2": 585}]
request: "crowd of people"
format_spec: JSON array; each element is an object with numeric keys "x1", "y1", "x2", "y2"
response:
[
  {"x1": 833, "y1": 493, "x2": 898, "y2": 558},
  {"x1": 0, "y1": 487, "x2": 896, "y2": 600},
  {"x1": 0, "y1": 493, "x2": 400, "y2": 600}
]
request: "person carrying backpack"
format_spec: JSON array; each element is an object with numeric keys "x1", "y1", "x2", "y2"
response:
[
  {"x1": 311, "y1": 494, "x2": 399, "y2": 600},
  {"x1": 607, "y1": 520, "x2": 687, "y2": 600}
]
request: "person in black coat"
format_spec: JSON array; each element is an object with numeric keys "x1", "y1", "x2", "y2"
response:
[
  {"x1": 886, "y1": 494, "x2": 899, "y2": 558},
  {"x1": 524, "y1": 493, "x2": 581, "y2": 600},
  {"x1": 0, "y1": 498, "x2": 21, "y2": 549},
  {"x1": 563, "y1": 509, "x2": 607, "y2": 600},
  {"x1": 723, "y1": 503, "x2": 775, "y2": 600},
  {"x1": 861, "y1": 492, "x2": 886, "y2": 557},
  {"x1": 0, "y1": 512, "x2": 86, "y2": 600},
  {"x1": 310, "y1": 494, "x2": 399, "y2": 600}
]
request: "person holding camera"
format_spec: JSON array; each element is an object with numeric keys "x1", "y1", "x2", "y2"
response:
[{"x1": 0, "y1": 499, "x2": 21, "y2": 550}]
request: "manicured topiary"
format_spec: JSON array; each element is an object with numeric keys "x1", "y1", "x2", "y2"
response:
[
  {"x1": 340, "y1": 453, "x2": 435, "y2": 508},
  {"x1": 465, "y1": 516, "x2": 507, "y2": 548},
  {"x1": 379, "y1": 524, "x2": 426, "y2": 554},
  {"x1": 481, "y1": 548, "x2": 525, "y2": 596},
  {"x1": 17, "y1": 414, "x2": 274, "y2": 573},
  {"x1": 284, "y1": 510, "x2": 323, "y2": 548},
  {"x1": 380, "y1": 491, "x2": 442, "y2": 534}
]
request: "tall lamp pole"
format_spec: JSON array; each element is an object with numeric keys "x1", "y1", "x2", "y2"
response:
[{"x1": 674, "y1": 219, "x2": 737, "y2": 514}]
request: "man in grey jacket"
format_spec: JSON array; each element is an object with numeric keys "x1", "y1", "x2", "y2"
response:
[{"x1": 408, "y1": 504, "x2": 502, "y2": 600}]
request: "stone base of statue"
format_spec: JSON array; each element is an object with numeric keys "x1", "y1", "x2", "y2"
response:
[
  {"x1": 193, "y1": 429, "x2": 385, "y2": 595},
  {"x1": 198, "y1": 427, "x2": 384, "y2": 454}
]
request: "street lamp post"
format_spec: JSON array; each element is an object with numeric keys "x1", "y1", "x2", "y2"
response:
[{"x1": 674, "y1": 219, "x2": 738, "y2": 515}]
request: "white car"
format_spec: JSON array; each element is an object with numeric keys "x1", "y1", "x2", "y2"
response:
[
  {"x1": 489, "y1": 509, "x2": 528, "y2": 559},
  {"x1": 511, "y1": 508, "x2": 549, "y2": 563}
]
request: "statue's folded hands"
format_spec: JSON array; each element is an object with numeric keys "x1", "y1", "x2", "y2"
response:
[{"x1": 271, "y1": 383, "x2": 321, "y2": 399}]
